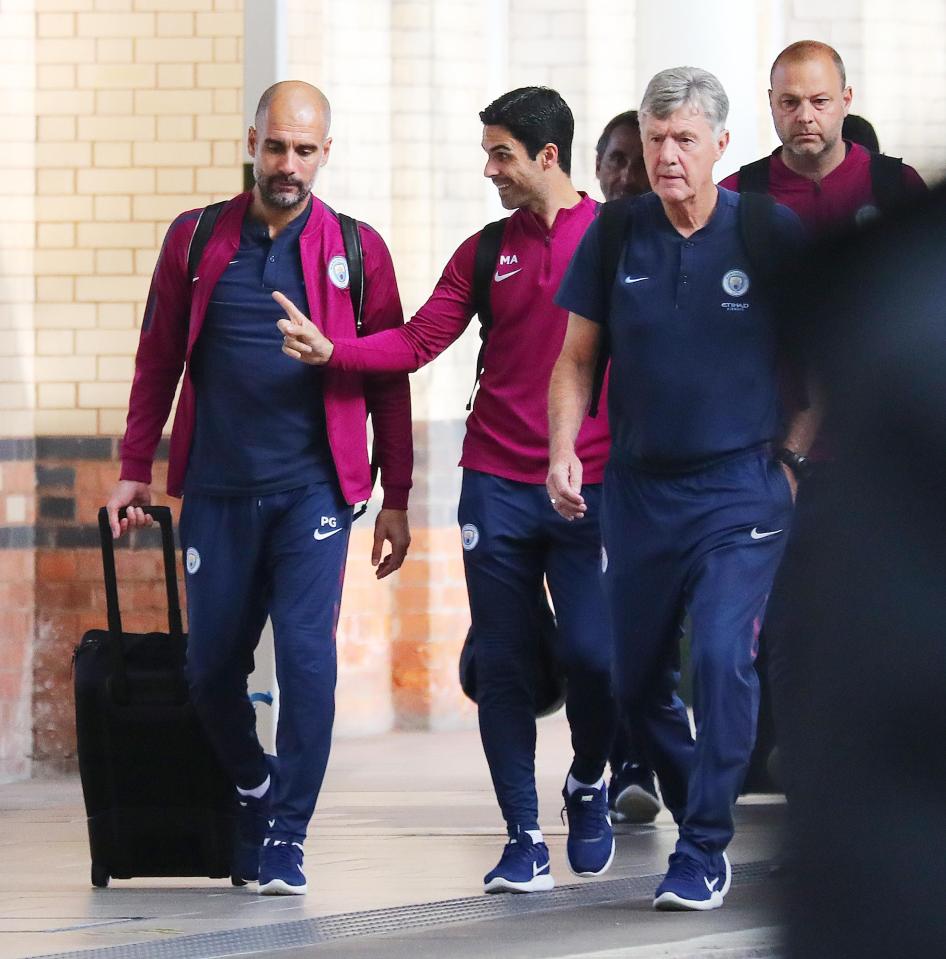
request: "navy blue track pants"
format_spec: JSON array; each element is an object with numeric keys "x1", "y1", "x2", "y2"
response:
[
  {"x1": 180, "y1": 482, "x2": 352, "y2": 843},
  {"x1": 458, "y1": 469, "x2": 617, "y2": 833},
  {"x1": 601, "y1": 449, "x2": 793, "y2": 860}
]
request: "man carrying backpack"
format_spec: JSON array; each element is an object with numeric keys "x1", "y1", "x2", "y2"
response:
[
  {"x1": 719, "y1": 41, "x2": 925, "y2": 230},
  {"x1": 105, "y1": 81, "x2": 413, "y2": 897},
  {"x1": 719, "y1": 41, "x2": 926, "y2": 806},
  {"x1": 549, "y1": 67, "x2": 814, "y2": 911},
  {"x1": 278, "y1": 86, "x2": 623, "y2": 894}
]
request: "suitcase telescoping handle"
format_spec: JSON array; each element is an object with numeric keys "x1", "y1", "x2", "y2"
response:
[{"x1": 96, "y1": 506, "x2": 185, "y2": 642}]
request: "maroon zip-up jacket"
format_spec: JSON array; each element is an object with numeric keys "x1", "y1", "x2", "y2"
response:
[{"x1": 120, "y1": 191, "x2": 413, "y2": 509}]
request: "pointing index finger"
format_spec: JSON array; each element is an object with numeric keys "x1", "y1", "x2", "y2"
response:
[{"x1": 272, "y1": 290, "x2": 307, "y2": 325}]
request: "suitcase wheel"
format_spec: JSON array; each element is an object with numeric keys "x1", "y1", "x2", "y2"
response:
[
  {"x1": 91, "y1": 864, "x2": 110, "y2": 888},
  {"x1": 231, "y1": 874, "x2": 247, "y2": 887}
]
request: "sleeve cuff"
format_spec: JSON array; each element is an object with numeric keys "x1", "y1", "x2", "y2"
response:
[
  {"x1": 120, "y1": 458, "x2": 153, "y2": 485},
  {"x1": 327, "y1": 339, "x2": 356, "y2": 370},
  {"x1": 380, "y1": 485, "x2": 410, "y2": 511}
]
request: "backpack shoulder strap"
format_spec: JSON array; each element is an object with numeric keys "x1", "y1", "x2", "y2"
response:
[
  {"x1": 472, "y1": 218, "x2": 508, "y2": 331},
  {"x1": 596, "y1": 198, "x2": 633, "y2": 299},
  {"x1": 588, "y1": 199, "x2": 634, "y2": 418},
  {"x1": 737, "y1": 156, "x2": 772, "y2": 195},
  {"x1": 466, "y1": 217, "x2": 509, "y2": 410},
  {"x1": 186, "y1": 200, "x2": 226, "y2": 281},
  {"x1": 869, "y1": 152, "x2": 905, "y2": 214},
  {"x1": 738, "y1": 190, "x2": 778, "y2": 280},
  {"x1": 337, "y1": 213, "x2": 373, "y2": 520},
  {"x1": 338, "y1": 212, "x2": 365, "y2": 332}
]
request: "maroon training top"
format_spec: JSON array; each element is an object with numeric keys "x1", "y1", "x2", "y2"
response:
[
  {"x1": 719, "y1": 141, "x2": 926, "y2": 233},
  {"x1": 329, "y1": 194, "x2": 611, "y2": 485}
]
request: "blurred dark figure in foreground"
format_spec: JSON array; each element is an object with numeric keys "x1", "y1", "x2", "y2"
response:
[
  {"x1": 780, "y1": 183, "x2": 946, "y2": 958},
  {"x1": 842, "y1": 113, "x2": 880, "y2": 153}
]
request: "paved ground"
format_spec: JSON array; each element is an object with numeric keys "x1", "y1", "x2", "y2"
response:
[{"x1": 0, "y1": 719, "x2": 787, "y2": 959}]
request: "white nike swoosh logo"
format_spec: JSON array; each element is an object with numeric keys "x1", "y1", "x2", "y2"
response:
[
  {"x1": 494, "y1": 269, "x2": 522, "y2": 282},
  {"x1": 624, "y1": 275, "x2": 649, "y2": 284},
  {"x1": 268, "y1": 819, "x2": 275, "y2": 828},
  {"x1": 314, "y1": 527, "x2": 344, "y2": 540},
  {"x1": 705, "y1": 876, "x2": 720, "y2": 892},
  {"x1": 750, "y1": 527, "x2": 783, "y2": 540},
  {"x1": 533, "y1": 861, "x2": 550, "y2": 877}
]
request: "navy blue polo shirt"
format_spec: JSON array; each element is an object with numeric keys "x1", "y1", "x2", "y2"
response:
[
  {"x1": 556, "y1": 188, "x2": 803, "y2": 471},
  {"x1": 186, "y1": 197, "x2": 335, "y2": 495}
]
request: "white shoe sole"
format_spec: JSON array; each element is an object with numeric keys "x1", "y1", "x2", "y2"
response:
[
  {"x1": 653, "y1": 889, "x2": 723, "y2": 911},
  {"x1": 259, "y1": 878, "x2": 307, "y2": 896},
  {"x1": 484, "y1": 874, "x2": 555, "y2": 894},
  {"x1": 614, "y1": 784, "x2": 661, "y2": 824},
  {"x1": 568, "y1": 836, "x2": 616, "y2": 878}
]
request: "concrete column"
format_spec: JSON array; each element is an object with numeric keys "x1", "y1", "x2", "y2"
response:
[
  {"x1": 0, "y1": 0, "x2": 35, "y2": 782},
  {"x1": 635, "y1": 0, "x2": 786, "y2": 179}
]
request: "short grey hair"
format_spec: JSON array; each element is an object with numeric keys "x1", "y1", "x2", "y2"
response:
[{"x1": 639, "y1": 66, "x2": 729, "y2": 136}]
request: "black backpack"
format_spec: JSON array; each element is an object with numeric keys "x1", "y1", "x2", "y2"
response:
[
  {"x1": 587, "y1": 191, "x2": 785, "y2": 417},
  {"x1": 736, "y1": 150, "x2": 906, "y2": 217},
  {"x1": 464, "y1": 217, "x2": 508, "y2": 409}
]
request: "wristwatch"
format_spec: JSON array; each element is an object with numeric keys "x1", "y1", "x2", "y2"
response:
[{"x1": 776, "y1": 447, "x2": 812, "y2": 481}]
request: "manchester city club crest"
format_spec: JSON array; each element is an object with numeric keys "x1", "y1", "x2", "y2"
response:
[
  {"x1": 461, "y1": 524, "x2": 480, "y2": 551},
  {"x1": 722, "y1": 269, "x2": 750, "y2": 297},
  {"x1": 185, "y1": 546, "x2": 201, "y2": 574},
  {"x1": 328, "y1": 255, "x2": 350, "y2": 289}
]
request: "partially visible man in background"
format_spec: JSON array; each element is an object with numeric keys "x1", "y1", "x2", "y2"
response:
[
  {"x1": 721, "y1": 40, "x2": 925, "y2": 230},
  {"x1": 594, "y1": 109, "x2": 664, "y2": 827},
  {"x1": 595, "y1": 110, "x2": 650, "y2": 202}
]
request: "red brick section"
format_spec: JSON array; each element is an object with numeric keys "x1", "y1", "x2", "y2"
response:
[
  {"x1": 391, "y1": 528, "x2": 475, "y2": 731},
  {"x1": 0, "y1": 549, "x2": 33, "y2": 782},
  {"x1": 333, "y1": 526, "x2": 394, "y2": 736},
  {"x1": 32, "y1": 458, "x2": 181, "y2": 776},
  {"x1": 0, "y1": 455, "x2": 35, "y2": 782}
]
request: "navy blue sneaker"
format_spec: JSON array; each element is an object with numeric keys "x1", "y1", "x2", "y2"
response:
[
  {"x1": 653, "y1": 851, "x2": 731, "y2": 911},
  {"x1": 483, "y1": 827, "x2": 554, "y2": 894},
  {"x1": 561, "y1": 780, "x2": 615, "y2": 877},
  {"x1": 259, "y1": 838, "x2": 307, "y2": 895},
  {"x1": 609, "y1": 762, "x2": 662, "y2": 825},
  {"x1": 233, "y1": 755, "x2": 277, "y2": 883}
]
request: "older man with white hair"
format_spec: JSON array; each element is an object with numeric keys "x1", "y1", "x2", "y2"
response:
[{"x1": 549, "y1": 67, "x2": 814, "y2": 910}]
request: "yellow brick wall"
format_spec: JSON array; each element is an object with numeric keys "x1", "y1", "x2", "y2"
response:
[{"x1": 32, "y1": 0, "x2": 244, "y2": 437}]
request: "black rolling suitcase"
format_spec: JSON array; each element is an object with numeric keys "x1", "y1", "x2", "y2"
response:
[{"x1": 74, "y1": 506, "x2": 237, "y2": 888}]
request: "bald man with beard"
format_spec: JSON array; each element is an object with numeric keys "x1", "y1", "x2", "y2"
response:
[{"x1": 106, "y1": 81, "x2": 413, "y2": 895}]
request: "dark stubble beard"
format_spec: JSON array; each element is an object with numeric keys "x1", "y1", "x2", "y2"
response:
[{"x1": 255, "y1": 170, "x2": 311, "y2": 210}]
